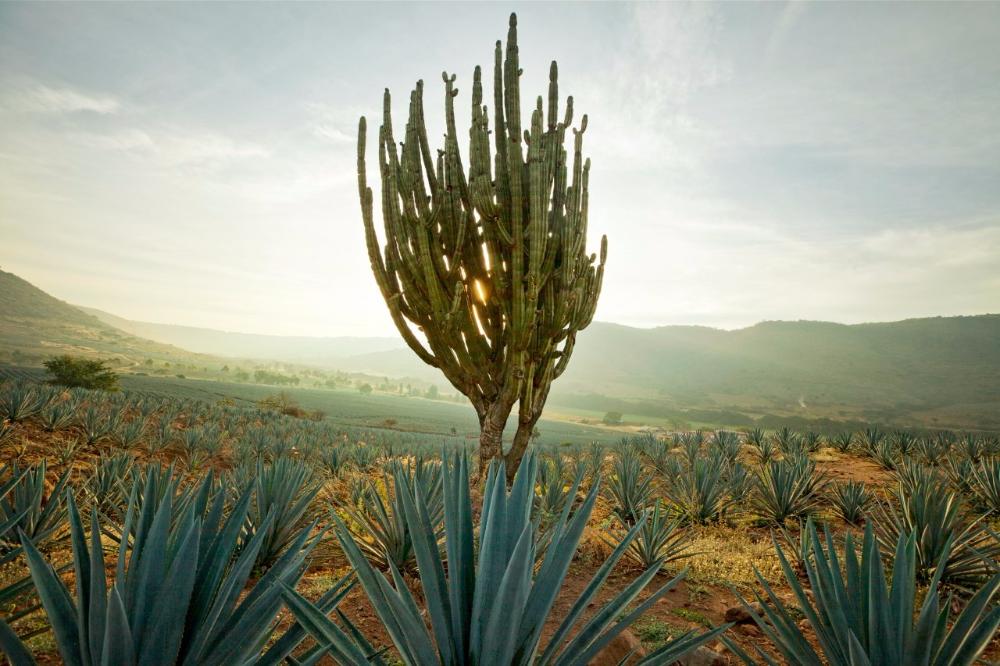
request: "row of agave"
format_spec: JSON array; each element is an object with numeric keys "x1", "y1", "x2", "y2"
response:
[
  {"x1": 596, "y1": 433, "x2": 1000, "y2": 595},
  {"x1": 4, "y1": 452, "x2": 1000, "y2": 666},
  {"x1": 0, "y1": 453, "x2": 733, "y2": 665},
  {"x1": 0, "y1": 379, "x2": 471, "y2": 471}
]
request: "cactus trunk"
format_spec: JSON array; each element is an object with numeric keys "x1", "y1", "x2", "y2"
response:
[{"x1": 357, "y1": 13, "x2": 606, "y2": 475}]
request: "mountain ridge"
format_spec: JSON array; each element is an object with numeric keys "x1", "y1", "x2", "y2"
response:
[{"x1": 3, "y1": 267, "x2": 998, "y2": 429}]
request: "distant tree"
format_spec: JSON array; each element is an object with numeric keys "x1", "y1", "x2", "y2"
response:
[
  {"x1": 358, "y1": 383, "x2": 373, "y2": 395},
  {"x1": 144, "y1": 358, "x2": 154, "y2": 366},
  {"x1": 425, "y1": 385, "x2": 439, "y2": 400},
  {"x1": 44, "y1": 355, "x2": 119, "y2": 391},
  {"x1": 602, "y1": 411, "x2": 624, "y2": 425},
  {"x1": 222, "y1": 365, "x2": 230, "y2": 372}
]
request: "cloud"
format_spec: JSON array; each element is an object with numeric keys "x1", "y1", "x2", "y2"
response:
[
  {"x1": 75, "y1": 127, "x2": 268, "y2": 168},
  {"x1": 8, "y1": 84, "x2": 121, "y2": 114}
]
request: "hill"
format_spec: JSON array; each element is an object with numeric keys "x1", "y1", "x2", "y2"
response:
[
  {"x1": 80, "y1": 306, "x2": 404, "y2": 365},
  {"x1": 2, "y1": 268, "x2": 998, "y2": 430},
  {"x1": 0, "y1": 268, "x2": 212, "y2": 368},
  {"x1": 550, "y1": 317, "x2": 1000, "y2": 428}
]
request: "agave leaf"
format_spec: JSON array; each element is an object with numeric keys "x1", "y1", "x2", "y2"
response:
[
  {"x1": 0, "y1": 617, "x2": 36, "y2": 666},
  {"x1": 19, "y1": 527, "x2": 83, "y2": 666},
  {"x1": 279, "y1": 585, "x2": 373, "y2": 664},
  {"x1": 100, "y1": 585, "x2": 135, "y2": 666}
]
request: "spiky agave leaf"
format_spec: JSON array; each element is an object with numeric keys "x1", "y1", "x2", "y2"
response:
[
  {"x1": 2, "y1": 468, "x2": 329, "y2": 666},
  {"x1": 285, "y1": 452, "x2": 726, "y2": 665},
  {"x1": 751, "y1": 458, "x2": 828, "y2": 524},
  {"x1": 874, "y1": 475, "x2": 1000, "y2": 593},
  {"x1": 234, "y1": 458, "x2": 321, "y2": 571},
  {"x1": 670, "y1": 456, "x2": 734, "y2": 524},
  {"x1": 605, "y1": 446, "x2": 653, "y2": 526},
  {"x1": 724, "y1": 521, "x2": 1000, "y2": 666},
  {"x1": 827, "y1": 480, "x2": 871, "y2": 525}
]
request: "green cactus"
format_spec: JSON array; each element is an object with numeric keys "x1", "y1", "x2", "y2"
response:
[{"x1": 357, "y1": 13, "x2": 607, "y2": 477}]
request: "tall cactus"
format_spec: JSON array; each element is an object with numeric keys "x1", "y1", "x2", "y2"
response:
[{"x1": 357, "y1": 13, "x2": 607, "y2": 477}]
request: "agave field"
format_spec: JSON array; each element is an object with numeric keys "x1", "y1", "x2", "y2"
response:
[{"x1": 0, "y1": 376, "x2": 999, "y2": 664}]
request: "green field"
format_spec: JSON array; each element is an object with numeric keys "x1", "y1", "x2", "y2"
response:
[{"x1": 0, "y1": 366, "x2": 623, "y2": 448}]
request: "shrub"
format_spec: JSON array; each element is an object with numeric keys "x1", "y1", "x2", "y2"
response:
[
  {"x1": 43, "y1": 355, "x2": 118, "y2": 391},
  {"x1": 602, "y1": 410, "x2": 623, "y2": 425}
]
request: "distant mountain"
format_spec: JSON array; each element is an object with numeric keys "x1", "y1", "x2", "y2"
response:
[
  {"x1": 79, "y1": 307, "x2": 404, "y2": 365},
  {"x1": 0, "y1": 269, "x2": 206, "y2": 367},
  {"x1": 2, "y1": 268, "x2": 998, "y2": 429},
  {"x1": 551, "y1": 317, "x2": 1000, "y2": 427}
]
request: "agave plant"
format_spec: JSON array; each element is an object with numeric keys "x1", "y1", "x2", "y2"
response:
[
  {"x1": 235, "y1": 458, "x2": 321, "y2": 570},
  {"x1": 680, "y1": 433, "x2": 702, "y2": 469},
  {"x1": 671, "y1": 457, "x2": 734, "y2": 524},
  {"x1": 0, "y1": 420, "x2": 15, "y2": 446},
  {"x1": 890, "y1": 430, "x2": 917, "y2": 457},
  {"x1": 751, "y1": 437, "x2": 779, "y2": 466},
  {"x1": 894, "y1": 457, "x2": 940, "y2": 495},
  {"x1": 283, "y1": 453, "x2": 725, "y2": 665},
  {"x1": 344, "y1": 458, "x2": 445, "y2": 572},
  {"x1": 78, "y1": 406, "x2": 112, "y2": 445},
  {"x1": 609, "y1": 499, "x2": 693, "y2": 571},
  {"x1": 83, "y1": 453, "x2": 135, "y2": 512},
  {"x1": 39, "y1": 402, "x2": 75, "y2": 432},
  {"x1": 969, "y1": 457, "x2": 1000, "y2": 515},
  {"x1": 802, "y1": 432, "x2": 822, "y2": 454},
  {"x1": 712, "y1": 430, "x2": 742, "y2": 465},
  {"x1": 944, "y1": 457, "x2": 976, "y2": 496},
  {"x1": 775, "y1": 516, "x2": 820, "y2": 579},
  {"x1": 830, "y1": 431, "x2": 853, "y2": 453},
  {"x1": 585, "y1": 441, "x2": 605, "y2": 480},
  {"x1": 113, "y1": 418, "x2": 146, "y2": 450},
  {"x1": 725, "y1": 522, "x2": 1000, "y2": 665},
  {"x1": 0, "y1": 473, "x2": 333, "y2": 666},
  {"x1": 959, "y1": 433, "x2": 986, "y2": 463},
  {"x1": 774, "y1": 427, "x2": 804, "y2": 459},
  {"x1": 870, "y1": 439, "x2": 899, "y2": 470},
  {"x1": 534, "y1": 456, "x2": 574, "y2": 523},
  {"x1": 752, "y1": 458, "x2": 828, "y2": 524},
  {"x1": 320, "y1": 447, "x2": 349, "y2": 477},
  {"x1": 0, "y1": 462, "x2": 70, "y2": 552},
  {"x1": 724, "y1": 460, "x2": 754, "y2": 505},
  {"x1": 0, "y1": 382, "x2": 51, "y2": 422},
  {"x1": 827, "y1": 480, "x2": 871, "y2": 525},
  {"x1": 919, "y1": 431, "x2": 956, "y2": 466},
  {"x1": 858, "y1": 425, "x2": 884, "y2": 455},
  {"x1": 605, "y1": 446, "x2": 653, "y2": 526},
  {"x1": 874, "y1": 477, "x2": 1000, "y2": 593}
]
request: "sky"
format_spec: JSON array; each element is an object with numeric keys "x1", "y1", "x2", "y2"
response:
[{"x1": 1, "y1": 1, "x2": 998, "y2": 337}]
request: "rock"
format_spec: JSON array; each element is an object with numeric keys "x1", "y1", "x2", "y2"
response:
[
  {"x1": 736, "y1": 623, "x2": 762, "y2": 638},
  {"x1": 723, "y1": 602, "x2": 765, "y2": 624},
  {"x1": 674, "y1": 646, "x2": 727, "y2": 666},
  {"x1": 588, "y1": 629, "x2": 646, "y2": 665}
]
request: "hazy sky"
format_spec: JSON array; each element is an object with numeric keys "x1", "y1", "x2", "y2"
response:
[{"x1": 2, "y1": 2, "x2": 998, "y2": 337}]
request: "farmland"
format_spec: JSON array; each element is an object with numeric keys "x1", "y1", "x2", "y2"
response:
[{"x1": 2, "y1": 371, "x2": 1000, "y2": 664}]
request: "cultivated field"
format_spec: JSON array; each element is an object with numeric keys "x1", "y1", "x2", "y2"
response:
[{"x1": 1, "y1": 374, "x2": 999, "y2": 664}]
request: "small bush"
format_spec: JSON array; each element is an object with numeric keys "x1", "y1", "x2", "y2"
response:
[{"x1": 43, "y1": 355, "x2": 118, "y2": 390}]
